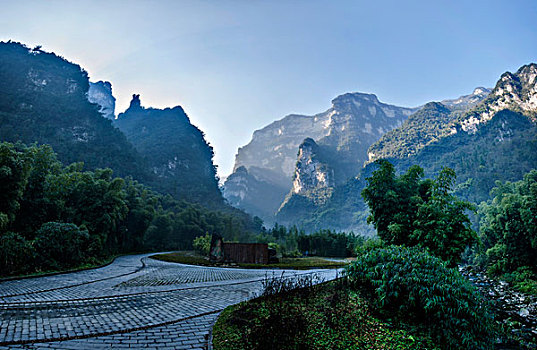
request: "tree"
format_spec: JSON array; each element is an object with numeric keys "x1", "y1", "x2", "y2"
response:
[
  {"x1": 0, "y1": 142, "x2": 31, "y2": 229},
  {"x1": 479, "y1": 170, "x2": 537, "y2": 274},
  {"x1": 34, "y1": 222, "x2": 89, "y2": 270},
  {"x1": 193, "y1": 232, "x2": 211, "y2": 256},
  {"x1": 362, "y1": 160, "x2": 477, "y2": 266}
]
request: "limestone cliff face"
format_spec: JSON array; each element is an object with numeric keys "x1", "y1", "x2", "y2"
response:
[
  {"x1": 459, "y1": 64, "x2": 537, "y2": 133},
  {"x1": 291, "y1": 138, "x2": 334, "y2": 203},
  {"x1": 88, "y1": 81, "x2": 116, "y2": 120},
  {"x1": 224, "y1": 92, "x2": 416, "y2": 220}
]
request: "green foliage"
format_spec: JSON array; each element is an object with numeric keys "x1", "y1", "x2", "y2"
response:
[
  {"x1": 362, "y1": 160, "x2": 476, "y2": 266},
  {"x1": 256, "y1": 224, "x2": 359, "y2": 258},
  {"x1": 346, "y1": 246, "x2": 495, "y2": 350},
  {"x1": 0, "y1": 232, "x2": 34, "y2": 275},
  {"x1": 213, "y1": 280, "x2": 436, "y2": 350},
  {"x1": 33, "y1": 222, "x2": 89, "y2": 270},
  {"x1": 193, "y1": 233, "x2": 211, "y2": 256},
  {"x1": 369, "y1": 102, "x2": 457, "y2": 161},
  {"x1": 0, "y1": 142, "x2": 31, "y2": 225},
  {"x1": 114, "y1": 98, "x2": 223, "y2": 208},
  {"x1": 478, "y1": 170, "x2": 537, "y2": 288},
  {"x1": 297, "y1": 229, "x2": 356, "y2": 257},
  {"x1": 0, "y1": 41, "x2": 149, "y2": 181},
  {"x1": 0, "y1": 142, "x2": 263, "y2": 276}
]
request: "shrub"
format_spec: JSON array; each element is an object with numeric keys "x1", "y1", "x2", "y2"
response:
[
  {"x1": 0, "y1": 232, "x2": 35, "y2": 275},
  {"x1": 192, "y1": 232, "x2": 211, "y2": 256},
  {"x1": 346, "y1": 245, "x2": 495, "y2": 350},
  {"x1": 34, "y1": 222, "x2": 89, "y2": 270}
]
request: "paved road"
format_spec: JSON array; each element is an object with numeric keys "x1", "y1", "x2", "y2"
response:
[{"x1": 0, "y1": 254, "x2": 339, "y2": 349}]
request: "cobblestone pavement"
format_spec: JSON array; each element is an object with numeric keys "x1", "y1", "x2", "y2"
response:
[{"x1": 0, "y1": 254, "x2": 339, "y2": 349}]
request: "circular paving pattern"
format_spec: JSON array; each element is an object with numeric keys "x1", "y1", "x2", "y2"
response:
[{"x1": 0, "y1": 253, "x2": 339, "y2": 349}]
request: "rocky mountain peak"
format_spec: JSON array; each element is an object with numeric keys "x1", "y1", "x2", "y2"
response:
[
  {"x1": 331, "y1": 92, "x2": 380, "y2": 110},
  {"x1": 441, "y1": 87, "x2": 491, "y2": 110},
  {"x1": 460, "y1": 63, "x2": 537, "y2": 133},
  {"x1": 128, "y1": 94, "x2": 143, "y2": 111},
  {"x1": 473, "y1": 87, "x2": 491, "y2": 96}
]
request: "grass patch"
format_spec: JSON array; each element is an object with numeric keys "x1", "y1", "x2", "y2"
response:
[
  {"x1": 151, "y1": 251, "x2": 351, "y2": 269},
  {"x1": 212, "y1": 280, "x2": 437, "y2": 350},
  {"x1": 151, "y1": 251, "x2": 214, "y2": 266},
  {"x1": 0, "y1": 254, "x2": 119, "y2": 281}
]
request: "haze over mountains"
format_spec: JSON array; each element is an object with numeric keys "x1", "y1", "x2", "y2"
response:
[
  {"x1": 223, "y1": 93, "x2": 417, "y2": 221},
  {"x1": 0, "y1": 41, "x2": 225, "y2": 210},
  {"x1": 2, "y1": 40, "x2": 535, "y2": 236},
  {"x1": 223, "y1": 65, "x2": 537, "y2": 233}
]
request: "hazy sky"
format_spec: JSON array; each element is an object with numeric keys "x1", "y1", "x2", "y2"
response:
[{"x1": 1, "y1": 0, "x2": 536, "y2": 177}]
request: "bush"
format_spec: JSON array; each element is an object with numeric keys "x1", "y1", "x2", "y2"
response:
[
  {"x1": 34, "y1": 222, "x2": 89, "y2": 270},
  {"x1": 0, "y1": 232, "x2": 35, "y2": 275},
  {"x1": 192, "y1": 232, "x2": 211, "y2": 256},
  {"x1": 346, "y1": 245, "x2": 495, "y2": 350}
]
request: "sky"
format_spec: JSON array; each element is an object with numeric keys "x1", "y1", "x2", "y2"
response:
[{"x1": 1, "y1": 0, "x2": 536, "y2": 177}]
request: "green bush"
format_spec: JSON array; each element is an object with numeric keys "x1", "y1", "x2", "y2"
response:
[
  {"x1": 192, "y1": 232, "x2": 211, "y2": 256},
  {"x1": 346, "y1": 245, "x2": 495, "y2": 350},
  {"x1": 0, "y1": 232, "x2": 35, "y2": 275},
  {"x1": 34, "y1": 222, "x2": 89, "y2": 270}
]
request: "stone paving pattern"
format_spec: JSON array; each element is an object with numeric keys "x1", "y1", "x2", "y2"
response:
[{"x1": 0, "y1": 253, "x2": 338, "y2": 349}]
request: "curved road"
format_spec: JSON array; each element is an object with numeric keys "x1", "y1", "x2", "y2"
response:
[{"x1": 0, "y1": 254, "x2": 339, "y2": 349}]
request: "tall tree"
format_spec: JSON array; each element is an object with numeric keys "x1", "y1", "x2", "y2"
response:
[{"x1": 362, "y1": 160, "x2": 476, "y2": 266}]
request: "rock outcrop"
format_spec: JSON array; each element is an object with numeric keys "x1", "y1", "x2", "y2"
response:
[
  {"x1": 224, "y1": 92, "x2": 416, "y2": 220},
  {"x1": 459, "y1": 63, "x2": 537, "y2": 133},
  {"x1": 88, "y1": 81, "x2": 116, "y2": 120}
]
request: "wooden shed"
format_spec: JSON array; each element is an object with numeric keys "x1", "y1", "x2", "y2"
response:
[{"x1": 222, "y1": 243, "x2": 269, "y2": 264}]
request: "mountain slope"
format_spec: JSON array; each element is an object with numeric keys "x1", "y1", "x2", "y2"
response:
[
  {"x1": 224, "y1": 92, "x2": 417, "y2": 220},
  {"x1": 115, "y1": 95, "x2": 223, "y2": 207},
  {"x1": 286, "y1": 64, "x2": 537, "y2": 233},
  {"x1": 0, "y1": 41, "x2": 148, "y2": 180}
]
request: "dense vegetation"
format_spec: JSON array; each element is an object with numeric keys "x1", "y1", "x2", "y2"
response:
[
  {"x1": 362, "y1": 160, "x2": 476, "y2": 266},
  {"x1": 213, "y1": 279, "x2": 437, "y2": 350},
  {"x1": 255, "y1": 224, "x2": 359, "y2": 258},
  {"x1": 115, "y1": 95, "x2": 223, "y2": 208},
  {"x1": 0, "y1": 142, "x2": 261, "y2": 276},
  {"x1": 346, "y1": 246, "x2": 495, "y2": 350},
  {"x1": 0, "y1": 41, "x2": 149, "y2": 181},
  {"x1": 477, "y1": 170, "x2": 537, "y2": 294},
  {"x1": 368, "y1": 102, "x2": 458, "y2": 161}
]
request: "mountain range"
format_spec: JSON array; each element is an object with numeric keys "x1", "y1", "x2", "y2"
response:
[
  {"x1": 224, "y1": 92, "x2": 417, "y2": 222},
  {"x1": 224, "y1": 64, "x2": 536, "y2": 234},
  {"x1": 0, "y1": 41, "x2": 224, "y2": 209}
]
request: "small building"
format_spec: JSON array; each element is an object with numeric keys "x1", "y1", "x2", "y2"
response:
[
  {"x1": 223, "y1": 243, "x2": 269, "y2": 265},
  {"x1": 209, "y1": 235, "x2": 269, "y2": 264}
]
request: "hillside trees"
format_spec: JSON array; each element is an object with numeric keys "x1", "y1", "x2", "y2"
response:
[
  {"x1": 362, "y1": 160, "x2": 476, "y2": 266},
  {"x1": 0, "y1": 142, "x2": 262, "y2": 276},
  {"x1": 479, "y1": 170, "x2": 537, "y2": 277}
]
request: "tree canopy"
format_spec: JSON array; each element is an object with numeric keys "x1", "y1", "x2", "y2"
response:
[{"x1": 362, "y1": 159, "x2": 476, "y2": 266}]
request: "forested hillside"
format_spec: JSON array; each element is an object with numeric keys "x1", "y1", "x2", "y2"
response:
[
  {"x1": 276, "y1": 64, "x2": 537, "y2": 233},
  {"x1": 115, "y1": 94, "x2": 223, "y2": 208},
  {"x1": 0, "y1": 41, "x2": 149, "y2": 181},
  {"x1": 0, "y1": 142, "x2": 262, "y2": 276}
]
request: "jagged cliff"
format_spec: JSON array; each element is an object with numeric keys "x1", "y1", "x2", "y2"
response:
[
  {"x1": 88, "y1": 81, "x2": 116, "y2": 120},
  {"x1": 283, "y1": 63, "x2": 537, "y2": 233},
  {"x1": 224, "y1": 92, "x2": 416, "y2": 220},
  {"x1": 459, "y1": 64, "x2": 537, "y2": 133},
  {"x1": 114, "y1": 95, "x2": 223, "y2": 207}
]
